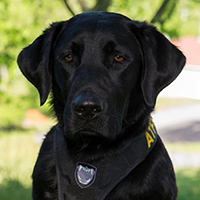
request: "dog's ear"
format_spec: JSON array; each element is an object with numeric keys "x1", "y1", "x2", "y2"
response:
[
  {"x1": 131, "y1": 22, "x2": 186, "y2": 108},
  {"x1": 17, "y1": 22, "x2": 66, "y2": 105}
]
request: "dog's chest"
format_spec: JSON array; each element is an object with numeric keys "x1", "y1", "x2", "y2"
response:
[{"x1": 54, "y1": 122, "x2": 157, "y2": 200}]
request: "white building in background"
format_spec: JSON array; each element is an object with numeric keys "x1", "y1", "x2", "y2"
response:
[{"x1": 159, "y1": 36, "x2": 200, "y2": 100}]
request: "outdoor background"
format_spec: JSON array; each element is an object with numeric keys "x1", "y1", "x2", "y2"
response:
[{"x1": 0, "y1": 0, "x2": 200, "y2": 199}]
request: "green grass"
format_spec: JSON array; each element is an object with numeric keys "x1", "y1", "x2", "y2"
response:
[
  {"x1": 165, "y1": 142, "x2": 200, "y2": 153},
  {"x1": 176, "y1": 168, "x2": 200, "y2": 200},
  {"x1": 156, "y1": 97, "x2": 200, "y2": 110},
  {"x1": 0, "y1": 130, "x2": 200, "y2": 199},
  {"x1": 0, "y1": 130, "x2": 40, "y2": 200}
]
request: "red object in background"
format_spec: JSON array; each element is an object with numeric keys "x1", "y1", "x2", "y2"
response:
[{"x1": 172, "y1": 36, "x2": 200, "y2": 66}]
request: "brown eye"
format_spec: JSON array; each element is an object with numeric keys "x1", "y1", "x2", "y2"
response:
[
  {"x1": 64, "y1": 54, "x2": 73, "y2": 63},
  {"x1": 114, "y1": 55, "x2": 125, "y2": 63}
]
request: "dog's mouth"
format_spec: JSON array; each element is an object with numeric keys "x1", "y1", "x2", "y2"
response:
[
  {"x1": 77, "y1": 128, "x2": 102, "y2": 137},
  {"x1": 66, "y1": 128, "x2": 106, "y2": 147},
  {"x1": 66, "y1": 128, "x2": 115, "y2": 156},
  {"x1": 66, "y1": 128, "x2": 103, "y2": 139}
]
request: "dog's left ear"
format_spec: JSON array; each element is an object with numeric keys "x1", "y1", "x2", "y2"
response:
[
  {"x1": 17, "y1": 22, "x2": 67, "y2": 105},
  {"x1": 131, "y1": 21, "x2": 186, "y2": 108}
]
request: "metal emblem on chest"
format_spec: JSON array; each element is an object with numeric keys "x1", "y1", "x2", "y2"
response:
[{"x1": 75, "y1": 162, "x2": 97, "y2": 188}]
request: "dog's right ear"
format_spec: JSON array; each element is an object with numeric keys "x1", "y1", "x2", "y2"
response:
[{"x1": 17, "y1": 21, "x2": 67, "y2": 105}]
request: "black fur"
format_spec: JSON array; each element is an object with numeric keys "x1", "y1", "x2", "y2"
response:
[{"x1": 18, "y1": 12, "x2": 185, "y2": 200}]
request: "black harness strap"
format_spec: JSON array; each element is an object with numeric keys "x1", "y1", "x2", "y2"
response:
[{"x1": 54, "y1": 119, "x2": 158, "y2": 200}]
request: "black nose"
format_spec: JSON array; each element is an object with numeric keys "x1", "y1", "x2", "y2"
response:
[{"x1": 72, "y1": 94, "x2": 104, "y2": 119}]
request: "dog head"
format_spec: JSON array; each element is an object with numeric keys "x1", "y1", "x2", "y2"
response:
[{"x1": 18, "y1": 12, "x2": 185, "y2": 147}]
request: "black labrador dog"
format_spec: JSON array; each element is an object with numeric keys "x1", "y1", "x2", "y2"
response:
[{"x1": 18, "y1": 12, "x2": 185, "y2": 200}]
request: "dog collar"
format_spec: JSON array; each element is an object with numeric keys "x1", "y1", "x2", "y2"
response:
[{"x1": 54, "y1": 118, "x2": 158, "y2": 200}]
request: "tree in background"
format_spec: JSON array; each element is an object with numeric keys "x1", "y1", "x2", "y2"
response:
[
  {"x1": 62, "y1": 0, "x2": 200, "y2": 37},
  {"x1": 63, "y1": 0, "x2": 112, "y2": 15},
  {"x1": 151, "y1": 0, "x2": 179, "y2": 29},
  {"x1": 63, "y1": 0, "x2": 179, "y2": 28}
]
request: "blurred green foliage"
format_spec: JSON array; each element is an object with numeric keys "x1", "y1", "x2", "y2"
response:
[
  {"x1": 0, "y1": 0, "x2": 68, "y2": 128},
  {"x1": 0, "y1": 0, "x2": 69, "y2": 73},
  {"x1": 0, "y1": 0, "x2": 200, "y2": 128}
]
